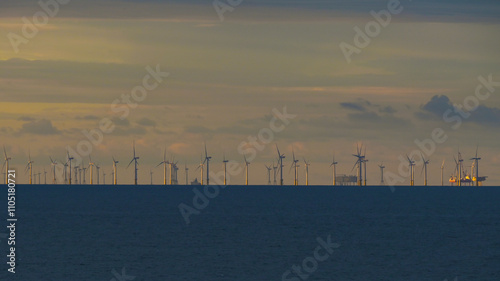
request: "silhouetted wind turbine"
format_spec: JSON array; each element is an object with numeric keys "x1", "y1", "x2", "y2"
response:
[
  {"x1": 44, "y1": 168, "x2": 47, "y2": 184},
  {"x1": 362, "y1": 147, "x2": 368, "y2": 186},
  {"x1": 25, "y1": 150, "x2": 34, "y2": 185},
  {"x1": 272, "y1": 160, "x2": 278, "y2": 185},
  {"x1": 95, "y1": 163, "x2": 100, "y2": 184},
  {"x1": 244, "y1": 155, "x2": 250, "y2": 185},
  {"x1": 50, "y1": 157, "x2": 57, "y2": 184},
  {"x1": 112, "y1": 156, "x2": 119, "y2": 185},
  {"x1": 185, "y1": 164, "x2": 189, "y2": 185},
  {"x1": 289, "y1": 148, "x2": 299, "y2": 186},
  {"x1": 406, "y1": 155, "x2": 415, "y2": 186},
  {"x1": 378, "y1": 163, "x2": 385, "y2": 185},
  {"x1": 196, "y1": 154, "x2": 204, "y2": 185},
  {"x1": 265, "y1": 164, "x2": 272, "y2": 185},
  {"x1": 276, "y1": 144, "x2": 285, "y2": 186},
  {"x1": 127, "y1": 141, "x2": 140, "y2": 185},
  {"x1": 156, "y1": 147, "x2": 168, "y2": 185},
  {"x1": 3, "y1": 146, "x2": 11, "y2": 185},
  {"x1": 103, "y1": 170, "x2": 106, "y2": 185},
  {"x1": 88, "y1": 156, "x2": 95, "y2": 184},
  {"x1": 204, "y1": 143, "x2": 212, "y2": 185},
  {"x1": 351, "y1": 144, "x2": 364, "y2": 186},
  {"x1": 150, "y1": 169, "x2": 154, "y2": 185},
  {"x1": 470, "y1": 146, "x2": 481, "y2": 187},
  {"x1": 330, "y1": 154, "x2": 338, "y2": 186},
  {"x1": 67, "y1": 150, "x2": 74, "y2": 185},
  {"x1": 303, "y1": 158, "x2": 310, "y2": 186},
  {"x1": 421, "y1": 153, "x2": 429, "y2": 186}
]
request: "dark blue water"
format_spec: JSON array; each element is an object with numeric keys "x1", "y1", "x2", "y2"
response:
[{"x1": 2, "y1": 185, "x2": 500, "y2": 280}]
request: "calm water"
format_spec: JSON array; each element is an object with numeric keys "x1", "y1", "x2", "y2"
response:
[{"x1": 2, "y1": 185, "x2": 500, "y2": 280}]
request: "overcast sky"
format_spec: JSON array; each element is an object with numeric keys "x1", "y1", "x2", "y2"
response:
[{"x1": 1, "y1": 0, "x2": 499, "y2": 185}]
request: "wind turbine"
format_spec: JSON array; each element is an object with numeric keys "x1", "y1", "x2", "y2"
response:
[
  {"x1": 420, "y1": 153, "x2": 430, "y2": 186},
  {"x1": 351, "y1": 144, "x2": 364, "y2": 186},
  {"x1": 290, "y1": 149, "x2": 299, "y2": 186},
  {"x1": 457, "y1": 149, "x2": 463, "y2": 186},
  {"x1": 223, "y1": 154, "x2": 229, "y2": 185},
  {"x1": 276, "y1": 144, "x2": 285, "y2": 186},
  {"x1": 441, "y1": 160, "x2": 445, "y2": 186},
  {"x1": 74, "y1": 165, "x2": 79, "y2": 184},
  {"x1": 362, "y1": 147, "x2": 368, "y2": 186},
  {"x1": 95, "y1": 163, "x2": 100, "y2": 184},
  {"x1": 406, "y1": 155, "x2": 415, "y2": 186},
  {"x1": 204, "y1": 143, "x2": 212, "y2": 185},
  {"x1": 272, "y1": 161, "x2": 278, "y2": 185},
  {"x1": 3, "y1": 146, "x2": 11, "y2": 185},
  {"x1": 470, "y1": 146, "x2": 481, "y2": 187},
  {"x1": 185, "y1": 164, "x2": 189, "y2": 185},
  {"x1": 44, "y1": 169, "x2": 47, "y2": 184},
  {"x1": 103, "y1": 170, "x2": 106, "y2": 185},
  {"x1": 196, "y1": 154, "x2": 204, "y2": 185},
  {"x1": 265, "y1": 164, "x2": 272, "y2": 185},
  {"x1": 156, "y1": 148, "x2": 168, "y2": 185},
  {"x1": 150, "y1": 169, "x2": 154, "y2": 185},
  {"x1": 67, "y1": 150, "x2": 74, "y2": 185},
  {"x1": 378, "y1": 163, "x2": 385, "y2": 185},
  {"x1": 112, "y1": 156, "x2": 119, "y2": 185},
  {"x1": 303, "y1": 158, "x2": 310, "y2": 186},
  {"x1": 49, "y1": 157, "x2": 58, "y2": 184},
  {"x1": 25, "y1": 150, "x2": 34, "y2": 185},
  {"x1": 88, "y1": 156, "x2": 95, "y2": 184},
  {"x1": 82, "y1": 166, "x2": 87, "y2": 184},
  {"x1": 243, "y1": 155, "x2": 250, "y2": 185},
  {"x1": 127, "y1": 141, "x2": 140, "y2": 185},
  {"x1": 330, "y1": 154, "x2": 338, "y2": 186}
]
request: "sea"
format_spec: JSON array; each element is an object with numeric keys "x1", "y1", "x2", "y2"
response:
[{"x1": 2, "y1": 185, "x2": 500, "y2": 281}]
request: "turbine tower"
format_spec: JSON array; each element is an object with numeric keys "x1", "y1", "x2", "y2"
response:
[
  {"x1": 82, "y1": 167, "x2": 87, "y2": 184},
  {"x1": 103, "y1": 170, "x2": 106, "y2": 185},
  {"x1": 352, "y1": 144, "x2": 364, "y2": 186},
  {"x1": 223, "y1": 154, "x2": 229, "y2": 185},
  {"x1": 421, "y1": 153, "x2": 429, "y2": 186},
  {"x1": 25, "y1": 150, "x2": 34, "y2": 185},
  {"x1": 330, "y1": 154, "x2": 338, "y2": 186},
  {"x1": 127, "y1": 141, "x2": 140, "y2": 185},
  {"x1": 50, "y1": 157, "x2": 57, "y2": 184},
  {"x1": 88, "y1": 156, "x2": 95, "y2": 184},
  {"x1": 243, "y1": 155, "x2": 250, "y2": 185},
  {"x1": 276, "y1": 144, "x2": 285, "y2": 186},
  {"x1": 63, "y1": 162, "x2": 68, "y2": 184},
  {"x1": 197, "y1": 154, "x2": 204, "y2": 185},
  {"x1": 112, "y1": 156, "x2": 119, "y2": 185},
  {"x1": 406, "y1": 155, "x2": 415, "y2": 186},
  {"x1": 265, "y1": 164, "x2": 272, "y2": 185},
  {"x1": 150, "y1": 170, "x2": 154, "y2": 185},
  {"x1": 204, "y1": 143, "x2": 211, "y2": 185},
  {"x1": 379, "y1": 163, "x2": 385, "y2": 185},
  {"x1": 95, "y1": 164, "x2": 100, "y2": 184},
  {"x1": 457, "y1": 149, "x2": 463, "y2": 186},
  {"x1": 290, "y1": 149, "x2": 299, "y2": 186},
  {"x1": 3, "y1": 146, "x2": 11, "y2": 185},
  {"x1": 44, "y1": 169, "x2": 47, "y2": 184},
  {"x1": 303, "y1": 158, "x2": 310, "y2": 186},
  {"x1": 362, "y1": 147, "x2": 368, "y2": 186},
  {"x1": 470, "y1": 146, "x2": 481, "y2": 187},
  {"x1": 185, "y1": 164, "x2": 189, "y2": 185},
  {"x1": 156, "y1": 148, "x2": 168, "y2": 185},
  {"x1": 74, "y1": 165, "x2": 79, "y2": 184},
  {"x1": 272, "y1": 161, "x2": 278, "y2": 185},
  {"x1": 441, "y1": 160, "x2": 445, "y2": 186},
  {"x1": 67, "y1": 150, "x2": 74, "y2": 185}
]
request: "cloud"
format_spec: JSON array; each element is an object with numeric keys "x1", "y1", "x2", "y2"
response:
[
  {"x1": 20, "y1": 119, "x2": 59, "y2": 135},
  {"x1": 184, "y1": 125, "x2": 212, "y2": 134},
  {"x1": 18, "y1": 116, "x2": 35, "y2": 121},
  {"x1": 111, "y1": 117, "x2": 130, "y2": 127},
  {"x1": 340, "y1": 102, "x2": 367, "y2": 112},
  {"x1": 419, "y1": 95, "x2": 454, "y2": 118},
  {"x1": 379, "y1": 106, "x2": 397, "y2": 114},
  {"x1": 136, "y1": 118, "x2": 156, "y2": 127},
  {"x1": 468, "y1": 105, "x2": 500, "y2": 126}
]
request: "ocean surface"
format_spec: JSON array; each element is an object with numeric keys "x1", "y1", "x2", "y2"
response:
[{"x1": 2, "y1": 185, "x2": 500, "y2": 281}]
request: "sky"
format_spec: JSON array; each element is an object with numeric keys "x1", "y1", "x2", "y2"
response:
[{"x1": 0, "y1": 0, "x2": 499, "y2": 185}]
